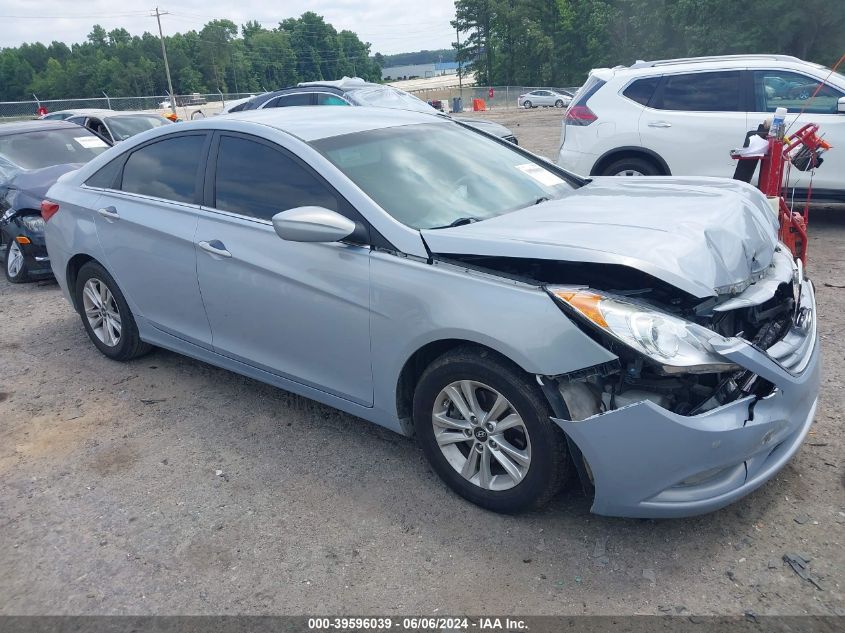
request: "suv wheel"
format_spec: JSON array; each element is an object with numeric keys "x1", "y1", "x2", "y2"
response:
[
  {"x1": 74, "y1": 261, "x2": 152, "y2": 361},
  {"x1": 413, "y1": 346, "x2": 571, "y2": 513},
  {"x1": 602, "y1": 156, "x2": 661, "y2": 177}
]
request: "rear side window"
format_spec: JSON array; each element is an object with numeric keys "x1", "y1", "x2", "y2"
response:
[
  {"x1": 655, "y1": 71, "x2": 742, "y2": 111},
  {"x1": 265, "y1": 93, "x2": 312, "y2": 108},
  {"x1": 623, "y1": 77, "x2": 660, "y2": 106},
  {"x1": 213, "y1": 135, "x2": 339, "y2": 220},
  {"x1": 86, "y1": 158, "x2": 123, "y2": 189},
  {"x1": 120, "y1": 134, "x2": 205, "y2": 203}
]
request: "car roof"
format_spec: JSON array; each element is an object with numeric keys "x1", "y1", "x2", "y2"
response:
[
  {"x1": 595, "y1": 54, "x2": 828, "y2": 80},
  {"x1": 202, "y1": 105, "x2": 446, "y2": 142},
  {"x1": 0, "y1": 120, "x2": 81, "y2": 136},
  {"x1": 48, "y1": 108, "x2": 114, "y2": 116},
  {"x1": 72, "y1": 110, "x2": 165, "y2": 118}
]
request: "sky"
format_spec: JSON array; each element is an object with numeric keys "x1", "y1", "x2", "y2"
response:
[{"x1": 0, "y1": 0, "x2": 458, "y2": 55}]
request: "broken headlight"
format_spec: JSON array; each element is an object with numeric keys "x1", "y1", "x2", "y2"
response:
[{"x1": 549, "y1": 288, "x2": 738, "y2": 374}]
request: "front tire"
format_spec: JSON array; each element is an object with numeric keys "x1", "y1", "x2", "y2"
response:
[
  {"x1": 74, "y1": 261, "x2": 152, "y2": 361},
  {"x1": 3, "y1": 234, "x2": 30, "y2": 283},
  {"x1": 555, "y1": 99, "x2": 564, "y2": 108},
  {"x1": 413, "y1": 346, "x2": 571, "y2": 513}
]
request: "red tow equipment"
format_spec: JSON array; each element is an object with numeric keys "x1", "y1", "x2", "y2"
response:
[{"x1": 732, "y1": 120, "x2": 832, "y2": 265}]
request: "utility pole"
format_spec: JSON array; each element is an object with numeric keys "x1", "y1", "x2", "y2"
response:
[
  {"x1": 152, "y1": 7, "x2": 177, "y2": 115},
  {"x1": 456, "y1": 26, "x2": 463, "y2": 102}
]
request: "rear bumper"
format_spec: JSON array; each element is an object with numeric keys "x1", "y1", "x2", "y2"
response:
[
  {"x1": 553, "y1": 278, "x2": 821, "y2": 518},
  {"x1": 556, "y1": 147, "x2": 595, "y2": 178}
]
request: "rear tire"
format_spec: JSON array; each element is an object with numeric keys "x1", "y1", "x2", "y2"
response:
[
  {"x1": 413, "y1": 346, "x2": 571, "y2": 513},
  {"x1": 74, "y1": 261, "x2": 152, "y2": 361},
  {"x1": 601, "y1": 156, "x2": 661, "y2": 177},
  {"x1": 3, "y1": 232, "x2": 30, "y2": 283},
  {"x1": 523, "y1": 100, "x2": 532, "y2": 109}
]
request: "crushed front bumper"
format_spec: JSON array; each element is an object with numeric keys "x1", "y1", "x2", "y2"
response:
[{"x1": 553, "y1": 278, "x2": 820, "y2": 518}]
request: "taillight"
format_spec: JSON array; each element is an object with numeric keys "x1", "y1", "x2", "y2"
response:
[
  {"x1": 41, "y1": 200, "x2": 60, "y2": 222},
  {"x1": 565, "y1": 105, "x2": 597, "y2": 126}
]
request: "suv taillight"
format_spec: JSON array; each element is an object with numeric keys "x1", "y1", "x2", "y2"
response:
[
  {"x1": 41, "y1": 200, "x2": 60, "y2": 222},
  {"x1": 565, "y1": 105, "x2": 598, "y2": 126}
]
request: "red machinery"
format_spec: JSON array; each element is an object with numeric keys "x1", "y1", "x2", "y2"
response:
[{"x1": 733, "y1": 122, "x2": 832, "y2": 265}]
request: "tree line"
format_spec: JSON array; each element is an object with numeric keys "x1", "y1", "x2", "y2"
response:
[
  {"x1": 0, "y1": 12, "x2": 382, "y2": 101},
  {"x1": 453, "y1": 0, "x2": 845, "y2": 87}
]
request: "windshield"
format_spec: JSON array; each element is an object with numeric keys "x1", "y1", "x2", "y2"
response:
[
  {"x1": 312, "y1": 122, "x2": 576, "y2": 229},
  {"x1": 347, "y1": 86, "x2": 438, "y2": 114},
  {"x1": 105, "y1": 115, "x2": 170, "y2": 141},
  {"x1": 0, "y1": 128, "x2": 109, "y2": 171}
]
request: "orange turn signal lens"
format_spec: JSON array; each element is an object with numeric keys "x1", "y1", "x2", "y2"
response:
[
  {"x1": 15, "y1": 236, "x2": 31, "y2": 245},
  {"x1": 552, "y1": 290, "x2": 608, "y2": 328}
]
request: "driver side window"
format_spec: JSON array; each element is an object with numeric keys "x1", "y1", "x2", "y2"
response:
[{"x1": 752, "y1": 70, "x2": 843, "y2": 114}]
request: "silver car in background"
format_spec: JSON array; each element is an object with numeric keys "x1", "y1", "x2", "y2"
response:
[
  {"x1": 518, "y1": 89, "x2": 572, "y2": 108},
  {"x1": 43, "y1": 107, "x2": 819, "y2": 517}
]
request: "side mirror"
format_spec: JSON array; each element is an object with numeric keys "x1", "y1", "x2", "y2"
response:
[
  {"x1": 272, "y1": 206, "x2": 355, "y2": 243},
  {"x1": 838, "y1": 96, "x2": 845, "y2": 114}
]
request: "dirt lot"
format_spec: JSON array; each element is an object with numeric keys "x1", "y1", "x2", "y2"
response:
[{"x1": 1, "y1": 108, "x2": 843, "y2": 616}]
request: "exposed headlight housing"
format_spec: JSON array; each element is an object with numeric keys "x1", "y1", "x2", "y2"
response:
[
  {"x1": 20, "y1": 215, "x2": 45, "y2": 232},
  {"x1": 549, "y1": 287, "x2": 738, "y2": 374}
]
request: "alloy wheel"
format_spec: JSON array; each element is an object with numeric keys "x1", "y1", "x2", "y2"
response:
[
  {"x1": 82, "y1": 278, "x2": 122, "y2": 347},
  {"x1": 614, "y1": 169, "x2": 645, "y2": 176},
  {"x1": 6, "y1": 241, "x2": 24, "y2": 277},
  {"x1": 432, "y1": 380, "x2": 531, "y2": 491}
]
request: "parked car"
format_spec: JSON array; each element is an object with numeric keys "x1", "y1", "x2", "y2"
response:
[
  {"x1": 557, "y1": 54, "x2": 845, "y2": 201},
  {"x1": 39, "y1": 108, "x2": 112, "y2": 121},
  {"x1": 66, "y1": 110, "x2": 172, "y2": 144},
  {"x1": 518, "y1": 89, "x2": 572, "y2": 108},
  {"x1": 234, "y1": 77, "x2": 519, "y2": 144},
  {"x1": 44, "y1": 107, "x2": 818, "y2": 517},
  {"x1": 0, "y1": 120, "x2": 110, "y2": 282}
]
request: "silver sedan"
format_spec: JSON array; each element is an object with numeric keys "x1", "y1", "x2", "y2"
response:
[
  {"x1": 518, "y1": 90, "x2": 572, "y2": 108},
  {"x1": 43, "y1": 107, "x2": 819, "y2": 517}
]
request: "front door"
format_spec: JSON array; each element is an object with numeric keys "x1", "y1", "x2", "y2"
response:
[
  {"x1": 195, "y1": 133, "x2": 373, "y2": 405},
  {"x1": 640, "y1": 70, "x2": 748, "y2": 178}
]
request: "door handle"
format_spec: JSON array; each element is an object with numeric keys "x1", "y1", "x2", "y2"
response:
[
  {"x1": 198, "y1": 240, "x2": 232, "y2": 258},
  {"x1": 647, "y1": 121, "x2": 672, "y2": 128},
  {"x1": 97, "y1": 206, "x2": 119, "y2": 221}
]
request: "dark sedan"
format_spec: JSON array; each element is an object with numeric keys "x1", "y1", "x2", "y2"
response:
[{"x1": 1, "y1": 121, "x2": 110, "y2": 282}]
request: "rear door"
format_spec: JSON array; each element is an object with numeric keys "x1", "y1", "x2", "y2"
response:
[
  {"x1": 749, "y1": 68, "x2": 845, "y2": 192},
  {"x1": 640, "y1": 70, "x2": 748, "y2": 177},
  {"x1": 194, "y1": 132, "x2": 374, "y2": 405},
  {"x1": 91, "y1": 131, "x2": 213, "y2": 347}
]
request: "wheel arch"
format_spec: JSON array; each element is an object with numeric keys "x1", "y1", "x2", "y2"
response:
[
  {"x1": 395, "y1": 338, "x2": 536, "y2": 428},
  {"x1": 66, "y1": 253, "x2": 99, "y2": 311},
  {"x1": 590, "y1": 146, "x2": 671, "y2": 176}
]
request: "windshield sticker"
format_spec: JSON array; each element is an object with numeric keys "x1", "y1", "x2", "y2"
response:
[
  {"x1": 74, "y1": 135, "x2": 109, "y2": 149},
  {"x1": 516, "y1": 163, "x2": 565, "y2": 187}
]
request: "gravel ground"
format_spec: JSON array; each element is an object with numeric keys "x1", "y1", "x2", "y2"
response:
[{"x1": 1, "y1": 108, "x2": 843, "y2": 616}]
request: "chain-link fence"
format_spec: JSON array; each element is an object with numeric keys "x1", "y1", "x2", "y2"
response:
[
  {"x1": 0, "y1": 86, "x2": 582, "y2": 121},
  {"x1": 406, "y1": 85, "x2": 583, "y2": 111},
  {"x1": 0, "y1": 92, "x2": 257, "y2": 122}
]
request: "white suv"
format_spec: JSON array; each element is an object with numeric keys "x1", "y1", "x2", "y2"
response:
[{"x1": 557, "y1": 55, "x2": 845, "y2": 201}]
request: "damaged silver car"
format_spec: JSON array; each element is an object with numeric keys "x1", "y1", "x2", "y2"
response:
[{"x1": 44, "y1": 107, "x2": 819, "y2": 517}]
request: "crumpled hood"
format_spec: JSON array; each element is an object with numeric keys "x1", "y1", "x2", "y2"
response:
[{"x1": 421, "y1": 177, "x2": 779, "y2": 299}]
